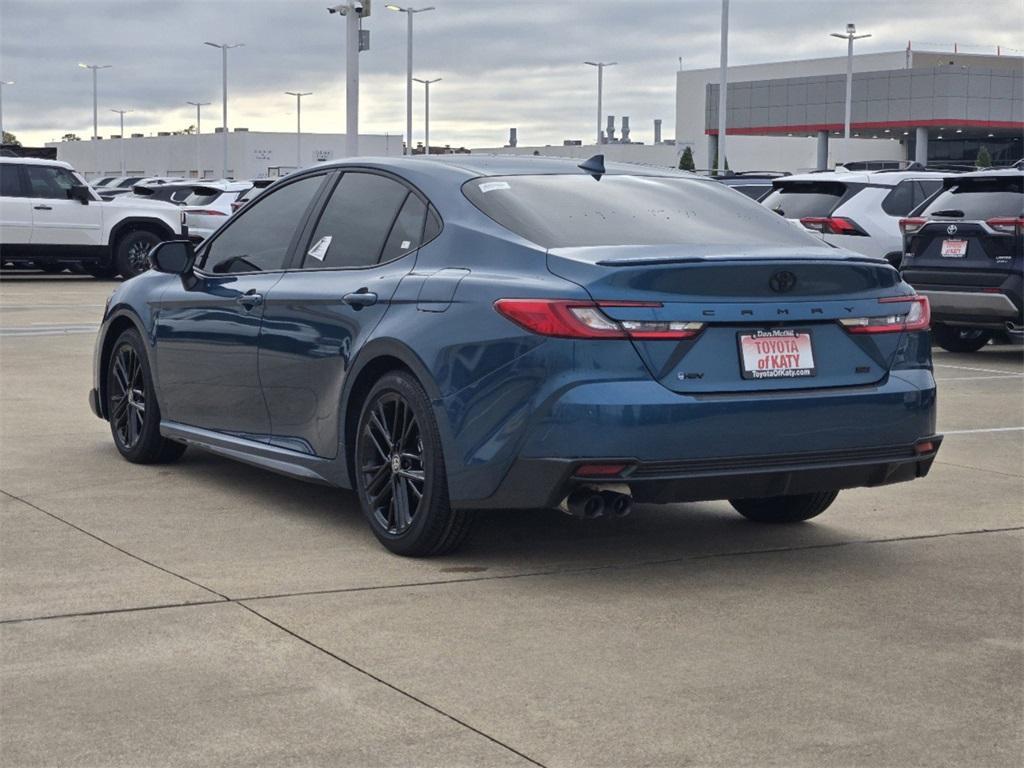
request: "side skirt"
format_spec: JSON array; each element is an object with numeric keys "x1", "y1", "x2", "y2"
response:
[{"x1": 160, "y1": 421, "x2": 350, "y2": 488}]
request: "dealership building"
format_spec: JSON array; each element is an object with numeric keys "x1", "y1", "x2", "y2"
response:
[
  {"x1": 47, "y1": 129, "x2": 403, "y2": 180},
  {"x1": 678, "y1": 49, "x2": 1023, "y2": 171}
]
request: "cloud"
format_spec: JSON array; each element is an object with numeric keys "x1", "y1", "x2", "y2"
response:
[{"x1": 1, "y1": 0, "x2": 1021, "y2": 148}]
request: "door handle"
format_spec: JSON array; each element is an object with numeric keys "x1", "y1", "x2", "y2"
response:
[
  {"x1": 33, "y1": 205, "x2": 53, "y2": 211},
  {"x1": 235, "y1": 291, "x2": 263, "y2": 309},
  {"x1": 342, "y1": 290, "x2": 378, "y2": 309}
]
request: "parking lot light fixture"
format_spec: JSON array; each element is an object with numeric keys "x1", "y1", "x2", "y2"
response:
[
  {"x1": 584, "y1": 61, "x2": 616, "y2": 145},
  {"x1": 412, "y1": 77, "x2": 440, "y2": 155},
  {"x1": 204, "y1": 42, "x2": 244, "y2": 179},
  {"x1": 78, "y1": 63, "x2": 111, "y2": 141},
  {"x1": 186, "y1": 101, "x2": 211, "y2": 179},
  {"x1": 109, "y1": 108, "x2": 132, "y2": 175},
  {"x1": 285, "y1": 91, "x2": 313, "y2": 168},
  {"x1": 327, "y1": 2, "x2": 371, "y2": 157},
  {"x1": 0, "y1": 80, "x2": 13, "y2": 143},
  {"x1": 830, "y1": 23, "x2": 871, "y2": 139},
  {"x1": 386, "y1": 4, "x2": 435, "y2": 156}
]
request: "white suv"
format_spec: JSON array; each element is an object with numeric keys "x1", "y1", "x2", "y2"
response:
[
  {"x1": 761, "y1": 169, "x2": 949, "y2": 267},
  {"x1": 0, "y1": 157, "x2": 184, "y2": 278}
]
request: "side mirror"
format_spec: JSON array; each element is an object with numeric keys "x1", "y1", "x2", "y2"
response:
[
  {"x1": 149, "y1": 240, "x2": 196, "y2": 275},
  {"x1": 69, "y1": 185, "x2": 93, "y2": 204}
]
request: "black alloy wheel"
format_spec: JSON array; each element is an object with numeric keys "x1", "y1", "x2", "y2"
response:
[
  {"x1": 110, "y1": 343, "x2": 146, "y2": 451},
  {"x1": 932, "y1": 324, "x2": 992, "y2": 354},
  {"x1": 360, "y1": 391, "x2": 426, "y2": 535},
  {"x1": 354, "y1": 371, "x2": 474, "y2": 556},
  {"x1": 105, "y1": 329, "x2": 187, "y2": 464},
  {"x1": 115, "y1": 230, "x2": 161, "y2": 278}
]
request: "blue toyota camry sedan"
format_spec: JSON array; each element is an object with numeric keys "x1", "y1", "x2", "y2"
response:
[{"x1": 89, "y1": 155, "x2": 941, "y2": 556}]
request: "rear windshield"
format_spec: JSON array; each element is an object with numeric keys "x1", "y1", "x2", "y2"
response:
[
  {"x1": 184, "y1": 190, "x2": 231, "y2": 207},
  {"x1": 919, "y1": 176, "x2": 1024, "y2": 219},
  {"x1": 462, "y1": 174, "x2": 819, "y2": 249},
  {"x1": 761, "y1": 181, "x2": 847, "y2": 219},
  {"x1": 117, "y1": 177, "x2": 143, "y2": 187}
]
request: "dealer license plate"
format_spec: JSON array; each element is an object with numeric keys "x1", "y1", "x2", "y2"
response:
[
  {"x1": 739, "y1": 329, "x2": 816, "y2": 380},
  {"x1": 940, "y1": 239, "x2": 968, "y2": 258}
]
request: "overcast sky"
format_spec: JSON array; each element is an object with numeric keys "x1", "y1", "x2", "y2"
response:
[{"x1": 1, "y1": 0, "x2": 1021, "y2": 148}]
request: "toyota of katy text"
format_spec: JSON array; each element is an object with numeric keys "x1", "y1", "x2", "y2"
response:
[{"x1": 88, "y1": 156, "x2": 942, "y2": 556}]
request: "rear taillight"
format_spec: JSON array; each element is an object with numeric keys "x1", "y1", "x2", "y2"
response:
[
  {"x1": 184, "y1": 209, "x2": 227, "y2": 217},
  {"x1": 493, "y1": 299, "x2": 704, "y2": 340},
  {"x1": 838, "y1": 295, "x2": 930, "y2": 334},
  {"x1": 986, "y1": 216, "x2": 1024, "y2": 235},
  {"x1": 899, "y1": 217, "x2": 927, "y2": 235},
  {"x1": 800, "y1": 216, "x2": 866, "y2": 236},
  {"x1": 230, "y1": 201, "x2": 244, "y2": 212}
]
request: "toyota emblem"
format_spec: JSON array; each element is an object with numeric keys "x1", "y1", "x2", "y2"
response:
[
  {"x1": 946, "y1": 224, "x2": 958, "y2": 235},
  {"x1": 769, "y1": 270, "x2": 797, "y2": 293}
]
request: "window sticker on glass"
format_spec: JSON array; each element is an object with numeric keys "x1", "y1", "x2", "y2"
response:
[
  {"x1": 400, "y1": 240, "x2": 411, "y2": 249},
  {"x1": 479, "y1": 181, "x2": 511, "y2": 193},
  {"x1": 307, "y1": 235, "x2": 332, "y2": 261}
]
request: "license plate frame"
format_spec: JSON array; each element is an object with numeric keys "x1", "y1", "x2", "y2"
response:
[
  {"x1": 737, "y1": 329, "x2": 816, "y2": 381},
  {"x1": 940, "y1": 239, "x2": 968, "y2": 258}
]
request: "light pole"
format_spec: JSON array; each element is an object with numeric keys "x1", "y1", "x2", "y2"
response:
[
  {"x1": 0, "y1": 80, "x2": 12, "y2": 143},
  {"x1": 204, "y1": 42, "x2": 243, "y2": 178},
  {"x1": 413, "y1": 77, "x2": 440, "y2": 155},
  {"x1": 386, "y1": 4, "x2": 435, "y2": 156},
  {"x1": 186, "y1": 101, "x2": 210, "y2": 179},
  {"x1": 716, "y1": 0, "x2": 729, "y2": 175},
  {"x1": 78, "y1": 63, "x2": 111, "y2": 140},
  {"x1": 328, "y1": 2, "x2": 371, "y2": 157},
  {"x1": 831, "y1": 23, "x2": 871, "y2": 139},
  {"x1": 109, "y1": 109, "x2": 132, "y2": 176},
  {"x1": 584, "y1": 61, "x2": 616, "y2": 145},
  {"x1": 285, "y1": 91, "x2": 312, "y2": 168}
]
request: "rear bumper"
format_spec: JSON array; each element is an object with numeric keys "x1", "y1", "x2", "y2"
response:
[
  {"x1": 920, "y1": 289, "x2": 1020, "y2": 324},
  {"x1": 463, "y1": 437, "x2": 943, "y2": 509}
]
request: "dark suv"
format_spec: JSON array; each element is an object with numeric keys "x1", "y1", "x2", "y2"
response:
[{"x1": 900, "y1": 170, "x2": 1023, "y2": 352}]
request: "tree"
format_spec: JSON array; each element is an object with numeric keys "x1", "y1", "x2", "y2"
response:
[
  {"x1": 1, "y1": 131, "x2": 19, "y2": 146},
  {"x1": 61, "y1": 133, "x2": 81, "y2": 142},
  {"x1": 678, "y1": 146, "x2": 695, "y2": 171},
  {"x1": 976, "y1": 145, "x2": 992, "y2": 169}
]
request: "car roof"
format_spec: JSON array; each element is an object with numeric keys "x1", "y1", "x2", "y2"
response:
[
  {"x1": 775, "y1": 169, "x2": 951, "y2": 186},
  {"x1": 946, "y1": 168, "x2": 1024, "y2": 180},
  {"x1": 0, "y1": 156, "x2": 74, "y2": 170},
  {"x1": 309, "y1": 154, "x2": 694, "y2": 180}
]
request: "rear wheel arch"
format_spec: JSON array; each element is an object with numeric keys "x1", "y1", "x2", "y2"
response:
[{"x1": 340, "y1": 341, "x2": 443, "y2": 487}]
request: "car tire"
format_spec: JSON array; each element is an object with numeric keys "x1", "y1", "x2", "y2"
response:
[
  {"x1": 106, "y1": 329, "x2": 187, "y2": 464},
  {"x1": 729, "y1": 490, "x2": 839, "y2": 523},
  {"x1": 932, "y1": 324, "x2": 992, "y2": 353},
  {"x1": 354, "y1": 371, "x2": 474, "y2": 557},
  {"x1": 114, "y1": 230, "x2": 161, "y2": 279}
]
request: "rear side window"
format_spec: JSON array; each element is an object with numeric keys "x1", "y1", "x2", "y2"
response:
[
  {"x1": 200, "y1": 175, "x2": 325, "y2": 274},
  {"x1": 464, "y1": 174, "x2": 819, "y2": 249},
  {"x1": 380, "y1": 193, "x2": 428, "y2": 263},
  {"x1": 762, "y1": 181, "x2": 847, "y2": 219},
  {"x1": 302, "y1": 172, "x2": 411, "y2": 269},
  {"x1": 920, "y1": 176, "x2": 1024, "y2": 219},
  {"x1": 882, "y1": 179, "x2": 947, "y2": 216},
  {"x1": 1, "y1": 164, "x2": 24, "y2": 197}
]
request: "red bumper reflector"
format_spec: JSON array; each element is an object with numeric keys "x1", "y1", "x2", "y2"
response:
[
  {"x1": 914, "y1": 441, "x2": 935, "y2": 454},
  {"x1": 575, "y1": 463, "x2": 628, "y2": 477}
]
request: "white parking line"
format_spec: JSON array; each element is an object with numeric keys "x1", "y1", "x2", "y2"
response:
[
  {"x1": 936, "y1": 374, "x2": 1024, "y2": 382},
  {"x1": 934, "y1": 363, "x2": 1024, "y2": 375},
  {"x1": 943, "y1": 427, "x2": 1024, "y2": 435},
  {"x1": 0, "y1": 325, "x2": 97, "y2": 337}
]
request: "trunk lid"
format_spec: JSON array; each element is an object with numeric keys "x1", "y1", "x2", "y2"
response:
[{"x1": 548, "y1": 244, "x2": 907, "y2": 394}]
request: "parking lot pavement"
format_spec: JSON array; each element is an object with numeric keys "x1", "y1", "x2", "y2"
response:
[{"x1": 2, "y1": 274, "x2": 1022, "y2": 766}]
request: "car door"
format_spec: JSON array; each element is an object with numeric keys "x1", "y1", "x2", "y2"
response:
[
  {"x1": 258, "y1": 170, "x2": 436, "y2": 458},
  {"x1": 0, "y1": 163, "x2": 33, "y2": 249},
  {"x1": 153, "y1": 173, "x2": 328, "y2": 441},
  {"x1": 24, "y1": 164, "x2": 103, "y2": 246}
]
